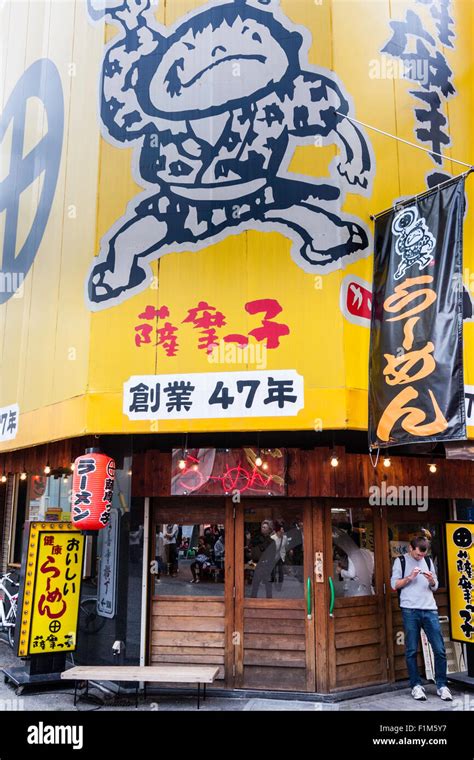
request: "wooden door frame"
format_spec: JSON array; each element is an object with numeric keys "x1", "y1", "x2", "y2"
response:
[
  {"x1": 233, "y1": 498, "x2": 316, "y2": 692},
  {"x1": 148, "y1": 497, "x2": 235, "y2": 687},
  {"x1": 323, "y1": 498, "x2": 390, "y2": 692},
  {"x1": 311, "y1": 498, "x2": 330, "y2": 693}
]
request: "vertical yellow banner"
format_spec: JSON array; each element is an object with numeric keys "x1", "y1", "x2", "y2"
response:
[{"x1": 445, "y1": 522, "x2": 474, "y2": 644}]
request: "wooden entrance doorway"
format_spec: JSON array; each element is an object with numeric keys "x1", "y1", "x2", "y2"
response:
[
  {"x1": 324, "y1": 500, "x2": 391, "y2": 691},
  {"x1": 148, "y1": 497, "x2": 398, "y2": 693}
]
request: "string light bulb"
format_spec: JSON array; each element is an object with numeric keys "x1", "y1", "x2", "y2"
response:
[
  {"x1": 1, "y1": 474, "x2": 6, "y2": 484},
  {"x1": 429, "y1": 463, "x2": 437, "y2": 474},
  {"x1": 383, "y1": 457, "x2": 391, "y2": 468},
  {"x1": 70, "y1": 462, "x2": 75, "y2": 472},
  {"x1": 20, "y1": 472, "x2": 27, "y2": 481},
  {"x1": 255, "y1": 453, "x2": 263, "y2": 467},
  {"x1": 262, "y1": 461, "x2": 269, "y2": 471},
  {"x1": 330, "y1": 455, "x2": 339, "y2": 468},
  {"x1": 44, "y1": 464, "x2": 51, "y2": 475}
]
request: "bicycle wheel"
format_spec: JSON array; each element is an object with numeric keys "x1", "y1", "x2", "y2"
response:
[{"x1": 78, "y1": 599, "x2": 106, "y2": 634}]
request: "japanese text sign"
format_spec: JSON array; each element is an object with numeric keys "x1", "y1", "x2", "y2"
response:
[
  {"x1": 124, "y1": 370, "x2": 304, "y2": 420},
  {"x1": 445, "y1": 522, "x2": 474, "y2": 644},
  {"x1": 17, "y1": 522, "x2": 84, "y2": 657},
  {"x1": 369, "y1": 177, "x2": 466, "y2": 448}
]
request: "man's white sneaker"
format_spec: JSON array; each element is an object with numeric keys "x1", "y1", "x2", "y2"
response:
[
  {"x1": 411, "y1": 685, "x2": 427, "y2": 701},
  {"x1": 437, "y1": 687, "x2": 453, "y2": 701}
]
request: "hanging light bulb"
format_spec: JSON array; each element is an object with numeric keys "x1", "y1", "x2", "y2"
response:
[
  {"x1": 255, "y1": 454, "x2": 263, "y2": 467},
  {"x1": 20, "y1": 472, "x2": 27, "y2": 481},
  {"x1": 429, "y1": 463, "x2": 437, "y2": 474},
  {"x1": 44, "y1": 464, "x2": 51, "y2": 475},
  {"x1": 1, "y1": 474, "x2": 6, "y2": 484},
  {"x1": 262, "y1": 461, "x2": 269, "y2": 471},
  {"x1": 330, "y1": 455, "x2": 339, "y2": 468},
  {"x1": 178, "y1": 450, "x2": 186, "y2": 470},
  {"x1": 70, "y1": 462, "x2": 75, "y2": 472},
  {"x1": 383, "y1": 457, "x2": 391, "y2": 468}
]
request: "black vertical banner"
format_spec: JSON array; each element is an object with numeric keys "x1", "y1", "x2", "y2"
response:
[{"x1": 369, "y1": 177, "x2": 466, "y2": 449}]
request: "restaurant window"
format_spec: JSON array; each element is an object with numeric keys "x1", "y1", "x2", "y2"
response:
[
  {"x1": 243, "y1": 505, "x2": 304, "y2": 599},
  {"x1": 154, "y1": 522, "x2": 225, "y2": 597},
  {"x1": 27, "y1": 474, "x2": 72, "y2": 522},
  {"x1": 388, "y1": 520, "x2": 445, "y2": 588},
  {"x1": 331, "y1": 507, "x2": 375, "y2": 597}
]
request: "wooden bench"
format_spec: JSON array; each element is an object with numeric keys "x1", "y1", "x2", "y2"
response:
[{"x1": 61, "y1": 665, "x2": 219, "y2": 709}]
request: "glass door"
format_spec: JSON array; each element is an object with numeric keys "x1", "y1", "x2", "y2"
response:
[
  {"x1": 234, "y1": 500, "x2": 316, "y2": 691},
  {"x1": 327, "y1": 502, "x2": 389, "y2": 691},
  {"x1": 150, "y1": 498, "x2": 234, "y2": 686}
]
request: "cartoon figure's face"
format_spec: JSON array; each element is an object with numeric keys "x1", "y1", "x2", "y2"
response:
[{"x1": 149, "y1": 11, "x2": 291, "y2": 115}]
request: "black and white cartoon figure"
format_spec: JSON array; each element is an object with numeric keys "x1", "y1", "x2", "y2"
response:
[
  {"x1": 391, "y1": 206, "x2": 436, "y2": 281},
  {"x1": 453, "y1": 527, "x2": 473, "y2": 549},
  {"x1": 86, "y1": 0, "x2": 374, "y2": 310}
]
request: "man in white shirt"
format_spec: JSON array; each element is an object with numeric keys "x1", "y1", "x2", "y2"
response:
[{"x1": 391, "y1": 535, "x2": 452, "y2": 702}]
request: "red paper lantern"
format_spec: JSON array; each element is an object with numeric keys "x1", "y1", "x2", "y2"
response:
[{"x1": 72, "y1": 448, "x2": 116, "y2": 530}]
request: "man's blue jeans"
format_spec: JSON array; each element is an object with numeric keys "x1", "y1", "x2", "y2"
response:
[{"x1": 401, "y1": 608, "x2": 447, "y2": 689}]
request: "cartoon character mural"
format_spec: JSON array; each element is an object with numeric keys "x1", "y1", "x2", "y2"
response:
[{"x1": 86, "y1": 0, "x2": 375, "y2": 311}]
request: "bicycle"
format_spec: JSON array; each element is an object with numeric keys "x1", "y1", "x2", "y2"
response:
[
  {"x1": 0, "y1": 572, "x2": 19, "y2": 648},
  {"x1": 78, "y1": 596, "x2": 107, "y2": 634}
]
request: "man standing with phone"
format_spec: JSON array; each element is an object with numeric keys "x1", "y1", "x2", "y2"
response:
[{"x1": 391, "y1": 533, "x2": 452, "y2": 702}]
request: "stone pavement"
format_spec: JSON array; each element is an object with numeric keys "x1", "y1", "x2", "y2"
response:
[{"x1": 1, "y1": 638, "x2": 472, "y2": 712}]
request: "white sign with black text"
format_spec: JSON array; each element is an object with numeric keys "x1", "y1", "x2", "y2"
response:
[{"x1": 123, "y1": 371, "x2": 304, "y2": 420}]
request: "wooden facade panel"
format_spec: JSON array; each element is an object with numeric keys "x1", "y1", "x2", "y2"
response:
[
  {"x1": 152, "y1": 616, "x2": 225, "y2": 633},
  {"x1": 335, "y1": 596, "x2": 377, "y2": 610},
  {"x1": 244, "y1": 598, "x2": 304, "y2": 610},
  {"x1": 243, "y1": 649, "x2": 306, "y2": 667},
  {"x1": 153, "y1": 646, "x2": 225, "y2": 657},
  {"x1": 243, "y1": 666, "x2": 307, "y2": 691},
  {"x1": 151, "y1": 631, "x2": 225, "y2": 648},
  {"x1": 244, "y1": 607, "x2": 303, "y2": 620},
  {"x1": 333, "y1": 602, "x2": 378, "y2": 619},
  {"x1": 152, "y1": 601, "x2": 225, "y2": 617},
  {"x1": 335, "y1": 628, "x2": 381, "y2": 648},
  {"x1": 336, "y1": 644, "x2": 381, "y2": 666},
  {"x1": 243, "y1": 633, "x2": 306, "y2": 651},
  {"x1": 244, "y1": 618, "x2": 305, "y2": 635},
  {"x1": 140, "y1": 449, "x2": 474, "y2": 497},
  {"x1": 336, "y1": 659, "x2": 384, "y2": 681},
  {"x1": 335, "y1": 614, "x2": 381, "y2": 634}
]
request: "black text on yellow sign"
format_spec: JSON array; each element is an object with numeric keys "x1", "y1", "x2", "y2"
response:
[
  {"x1": 445, "y1": 522, "x2": 474, "y2": 644},
  {"x1": 18, "y1": 522, "x2": 84, "y2": 657}
]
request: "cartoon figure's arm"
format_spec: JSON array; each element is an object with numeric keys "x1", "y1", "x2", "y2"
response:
[
  {"x1": 101, "y1": 29, "x2": 160, "y2": 143},
  {"x1": 289, "y1": 72, "x2": 372, "y2": 190},
  {"x1": 88, "y1": 0, "x2": 157, "y2": 30}
]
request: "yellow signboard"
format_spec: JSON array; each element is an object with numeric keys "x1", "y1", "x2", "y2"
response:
[
  {"x1": 17, "y1": 522, "x2": 84, "y2": 657},
  {"x1": 0, "y1": 0, "x2": 473, "y2": 447},
  {"x1": 445, "y1": 522, "x2": 474, "y2": 644}
]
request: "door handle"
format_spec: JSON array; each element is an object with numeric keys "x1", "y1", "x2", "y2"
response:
[
  {"x1": 328, "y1": 577, "x2": 335, "y2": 618},
  {"x1": 306, "y1": 576, "x2": 312, "y2": 620}
]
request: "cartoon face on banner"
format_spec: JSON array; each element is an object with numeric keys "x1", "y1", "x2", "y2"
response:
[{"x1": 86, "y1": 0, "x2": 375, "y2": 311}]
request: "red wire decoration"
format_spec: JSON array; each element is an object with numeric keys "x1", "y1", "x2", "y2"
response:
[{"x1": 72, "y1": 449, "x2": 115, "y2": 530}]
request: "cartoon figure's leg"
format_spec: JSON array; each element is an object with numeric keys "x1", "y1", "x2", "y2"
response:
[
  {"x1": 394, "y1": 262, "x2": 407, "y2": 280},
  {"x1": 257, "y1": 178, "x2": 368, "y2": 267},
  {"x1": 88, "y1": 192, "x2": 197, "y2": 306},
  {"x1": 265, "y1": 202, "x2": 368, "y2": 266}
]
